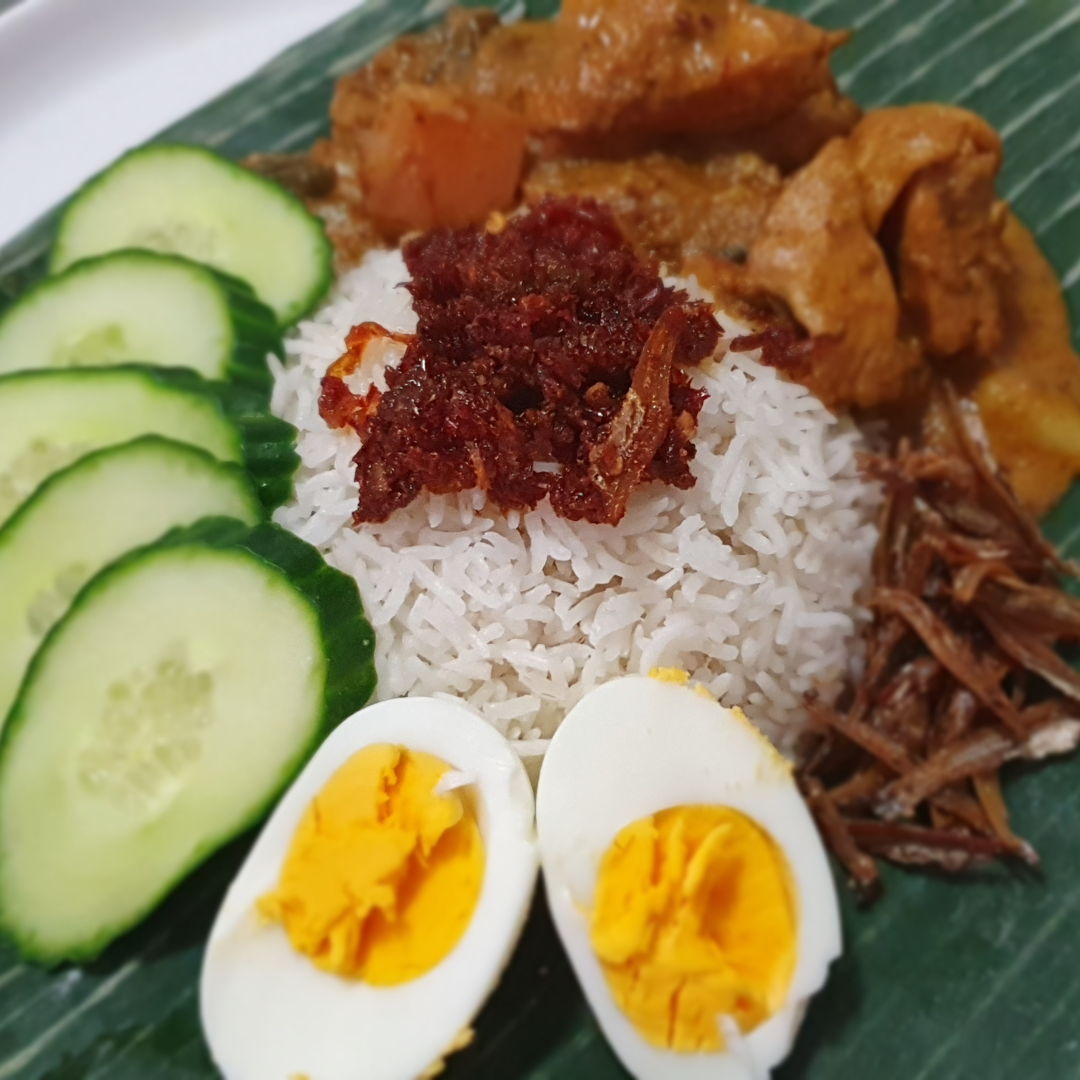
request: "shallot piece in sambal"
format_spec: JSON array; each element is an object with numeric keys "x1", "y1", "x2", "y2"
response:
[{"x1": 320, "y1": 197, "x2": 720, "y2": 525}]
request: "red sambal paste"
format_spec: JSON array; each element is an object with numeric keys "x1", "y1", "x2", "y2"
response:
[{"x1": 320, "y1": 197, "x2": 721, "y2": 525}]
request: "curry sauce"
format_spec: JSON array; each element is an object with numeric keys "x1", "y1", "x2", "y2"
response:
[{"x1": 301, "y1": 0, "x2": 1080, "y2": 515}]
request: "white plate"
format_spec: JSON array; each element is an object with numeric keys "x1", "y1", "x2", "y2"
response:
[{"x1": 0, "y1": 0, "x2": 364, "y2": 245}]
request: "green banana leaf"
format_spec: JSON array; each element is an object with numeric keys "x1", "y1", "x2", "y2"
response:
[{"x1": 2, "y1": 0, "x2": 1080, "y2": 1076}]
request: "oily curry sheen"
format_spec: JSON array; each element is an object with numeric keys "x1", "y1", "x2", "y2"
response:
[{"x1": 304, "y1": 0, "x2": 1080, "y2": 517}]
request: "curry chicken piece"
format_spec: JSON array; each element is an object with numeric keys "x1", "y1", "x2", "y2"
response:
[
  {"x1": 848, "y1": 106, "x2": 1003, "y2": 230},
  {"x1": 524, "y1": 151, "x2": 785, "y2": 322},
  {"x1": 850, "y1": 107, "x2": 1009, "y2": 361},
  {"x1": 329, "y1": 7, "x2": 500, "y2": 135},
  {"x1": 748, "y1": 105, "x2": 1011, "y2": 409},
  {"x1": 971, "y1": 214, "x2": 1080, "y2": 515},
  {"x1": 524, "y1": 152, "x2": 783, "y2": 267},
  {"x1": 470, "y1": 0, "x2": 847, "y2": 141},
  {"x1": 748, "y1": 138, "x2": 923, "y2": 408},
  {"x1": 318, "y1": 0, "x2": 849, "y2": 244},
  {"x1": 748, "y1": 102, "x2": 1080, "y2": 512},
  {"x1": 719, "y1": 79, "x2": 861, "y2": 173}
]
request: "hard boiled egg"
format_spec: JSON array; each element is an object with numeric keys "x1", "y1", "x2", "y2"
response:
[
  {"x1": 200, "y1": 696, "x2": 537, "y2": 1080},
  {"x1": 536, "y1": 672, "x2": 841, "y2": 1080}
]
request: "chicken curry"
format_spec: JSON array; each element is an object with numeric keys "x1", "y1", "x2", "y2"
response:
[{"x1": 282, "y1": 0, "x2": 1080, "y2": 515}]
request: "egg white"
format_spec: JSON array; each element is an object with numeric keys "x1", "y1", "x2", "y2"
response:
[
  {"x1": 200, "y1": 697, "x2": 538, "y2": 1080},
  {"x1": 535, "y1": 675, "x2": 841, "y2": 1080}
]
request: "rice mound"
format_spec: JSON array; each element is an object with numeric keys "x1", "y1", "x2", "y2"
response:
[{"x1": 271, "y1": 249, "x2": 880, "y2": 752}]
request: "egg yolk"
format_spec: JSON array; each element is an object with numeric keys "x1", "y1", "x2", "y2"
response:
[
  {"x1": 590, "y1": 805, "x2": 797, "y2": 1053},
  {"x1": 258, "y1": 744, "x2": 484, "y2": 985}
]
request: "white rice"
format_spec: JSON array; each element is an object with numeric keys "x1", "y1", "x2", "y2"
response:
[{"x1": 271, "y1": 249, "x2": 880, "y2": 753}]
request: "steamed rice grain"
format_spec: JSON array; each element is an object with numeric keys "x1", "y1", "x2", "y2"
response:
[{"x1": 271, "y1": 250, "x2": 880, "y2": 752}]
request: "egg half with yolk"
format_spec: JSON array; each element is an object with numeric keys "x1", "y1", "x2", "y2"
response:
[
  {"x1": 536, "y1": 672, "x2": 841, "y2": 1080},
  {"x1": 200, "y1": 697, "x2": 537, "y2": 1080}
]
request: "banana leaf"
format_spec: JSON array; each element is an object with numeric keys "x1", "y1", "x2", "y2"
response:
[{"x1": 2, "y1": 0, "x2": 1080, "y2": 1075}]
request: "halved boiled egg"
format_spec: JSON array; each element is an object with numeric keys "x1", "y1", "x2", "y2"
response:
[
  {"x1": 536, "y1": 672, "x2": 841, "y2": 1080},
  {"x1": 200, "y1": 697, "x2": 537, "y2": 1080}
]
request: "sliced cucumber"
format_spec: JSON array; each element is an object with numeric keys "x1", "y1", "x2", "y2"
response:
[
  {"x1": 0, "y1": 250, "x2": 281, "y2": 392},
  {"x1": 0, "y1": 365, "x2": 298, "y2": 522},
  {"x1": 0, "y1": 436, "x2": 263, "y2": 726},
  {"x1": 0, "y1": 518, "x2": 376, "y2": 963},
  {"x1": 51, "y1": 145, "x2": 333, "y2": 327}
]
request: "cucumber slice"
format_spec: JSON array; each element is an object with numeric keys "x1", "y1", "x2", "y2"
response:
[
  {"x1": 0, "y1": 250, "x2": 282, "y2": 392},
  {"x1": 0, "y1": 365, "x2": 298, "y2": 522},
  {"x1": 0, "y1": 436, "x2": 263, "y2": 726},
  {"x1": 0, "y1": 519, "x2": 376, "y2": 963},
  {"x1": 51, "y1": 145, "x2": 333, "y2": 327}
]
